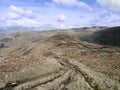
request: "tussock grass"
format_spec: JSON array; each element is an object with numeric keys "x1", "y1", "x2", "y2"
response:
[
  {"x1": 42, "y1": 70, "x2": 74, "y2": 90},
  {"x1": 66, "y1": 74, "x2": 93, "y2": 90},
  {"x1": 13, "y1": 70, "x2": 65, "y2": 90},
  {"x1": 0, "y1": 57, "x2": 64, "y2": 89},
  {"x1": 68, "y1": 60, "x2": 120, "y2": 90}
]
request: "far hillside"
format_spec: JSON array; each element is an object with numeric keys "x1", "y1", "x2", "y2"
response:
[
  {"x1": 79, "y1": 27, "x2": 120, "y2": 47},
  {"x1": 0, "y1": 26, "x2": 120, "y2": 48}
]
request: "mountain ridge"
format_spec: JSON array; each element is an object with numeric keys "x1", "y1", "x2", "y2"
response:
[{"x1": 0, "y1": 26, "x2": 120, "y2": 90}]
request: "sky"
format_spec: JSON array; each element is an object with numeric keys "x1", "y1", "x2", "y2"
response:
[{"x1": 0, "y1": 0, "x2": 120, "y2": 29}]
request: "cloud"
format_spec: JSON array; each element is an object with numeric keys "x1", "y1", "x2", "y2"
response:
[
  {"x1": 37, "y1": 23, "x2": 73, "y2": 30},
  {"x1": 90, "y1": 10, "x2": 120, "y2": 26},
  {"x1": 7, "y1": 5, "x2": 36, "y2": 20},
  {"x1": 1, "y1": 19, "x2": 40, "y2": 27},
  {"x1": 52, "y1": 0, "x2": 93, "y2": 11},
  {"x1": 7, "y1": 11, "x2": 22, "y2": 20},
  {"x1": 57, "y1": 14, "x2": 66, "y2": 22},
  {"x1": 0, "y1": 5, "x2": 39, "y2": 27},
  {"x1": 97, "y1": 0, "x2": 120, "y2": 11}
]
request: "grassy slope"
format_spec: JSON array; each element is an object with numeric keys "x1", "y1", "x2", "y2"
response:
[
  {"x1": 0, "y1": 27, "x2": 120, "y2": 90},
  {"x1": 0, "y1": 27, "x2": 107, "y2": 48}
]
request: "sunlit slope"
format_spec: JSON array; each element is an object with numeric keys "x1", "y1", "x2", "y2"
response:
[
  {"x1": 0, "y1": 33, "x2": 120, "y2": 90},
  {"x1": 0, "y1": 26, "x2": 107, "y2": 48}
]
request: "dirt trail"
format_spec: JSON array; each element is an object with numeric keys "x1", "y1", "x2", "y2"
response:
[{"x1": 2, "y1": 56, "x2": 118, "y2": 90}]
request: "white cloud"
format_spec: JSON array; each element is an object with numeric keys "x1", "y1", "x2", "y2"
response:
[
  {"x1": 7, "y1": 11, "x2": 22, "y2": 20},
  {"x1": 97, "y1": 0, "x2": 120, "y2": 11},
  {"x1": 90, "y1": 10, "x2": 120, "y2": 26},
  {"x1": 37, "y1": 23, "x2": 73, "y2": 30},
  {"x1": 53, "y1": 0, "x2": 77, "y2": 6},
  {"x1": 1, "y1": 19, "x2": 40, "y2": 27},
  {"x1": 57, "y1": 14, "x2": 66, "y2": 22},
  {"x1": 7, "y1": 5, "x2": 36, "y2": 19},
  {"x1": 52, "y1": 0, "x2": 93, "y2": 11},
  {"x1": 0, "y1": 5, "x2": 38, "y2": 27},
  {"x1": 9, "y1": 5, "x2": 24, "y2": 15}
]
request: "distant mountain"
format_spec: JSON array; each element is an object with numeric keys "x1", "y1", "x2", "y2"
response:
[
  {"x1": 0, "y1": 24, "x2": 72, "y2": 34},
  {"x1": 0, "y1": 26, "x2": 108, "y2": 48},
  {"x1": 0, "y1": 26, "x2": 33, "y2": 34}
]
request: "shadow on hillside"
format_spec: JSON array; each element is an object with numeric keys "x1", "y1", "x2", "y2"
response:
[{"x1": 80, "y1": 27, "x2": 120, "y2": 47}]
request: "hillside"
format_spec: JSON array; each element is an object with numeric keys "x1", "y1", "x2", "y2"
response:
[
  {"x1": 79, "y1": 27, "x2": 120, "y2": 47},
  {"x1": 0, "y1": 27, "x2": 120, "y2": 90},
  {"x1": 0, "y1": 27, "x2": 107, "y2": 48}
]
